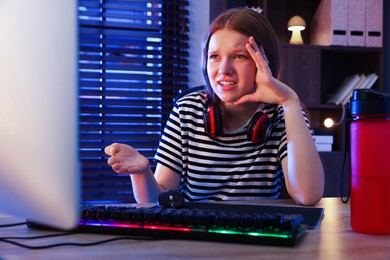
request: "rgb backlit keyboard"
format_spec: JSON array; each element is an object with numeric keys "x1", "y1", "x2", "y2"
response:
[{"x1": 76, "y1": 202, "x2": 319, "y2": 246}]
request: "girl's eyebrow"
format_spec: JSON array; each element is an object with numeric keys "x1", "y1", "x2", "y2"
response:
[{"x1": 208, "y1": 47, "x2": 249, "y2": 54}]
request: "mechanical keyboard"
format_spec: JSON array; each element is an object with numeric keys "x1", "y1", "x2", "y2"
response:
[
  {"x1": 74, "y1": 202, "x2": 324, "y2": 247},
  {"x1": 27, "y1": 202, "x2": 324, "y2": 247}
]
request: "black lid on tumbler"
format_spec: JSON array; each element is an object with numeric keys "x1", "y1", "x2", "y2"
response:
[{"x1": 350, "y1": 89, "x2": 390, "y2": 116}]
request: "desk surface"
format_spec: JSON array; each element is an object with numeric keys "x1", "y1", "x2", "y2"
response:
[{"x1": 1, "y1": 198, "x2": 390, "y2": 260}]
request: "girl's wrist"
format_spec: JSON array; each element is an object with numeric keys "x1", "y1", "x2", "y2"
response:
[{"x1": 281, "y1": 92, "x2": 300, "y2": 108}]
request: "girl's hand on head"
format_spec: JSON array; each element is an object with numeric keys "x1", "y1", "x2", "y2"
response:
[
  {"x1": 104, "y1": 143, "x2": 150, "y2": 174},
  {"x1": 234, "y1": 36, "x2": 297, "y2": 106}
]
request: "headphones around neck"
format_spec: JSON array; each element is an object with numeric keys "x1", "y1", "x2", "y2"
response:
[{"x1": 203, "y1": 100, "x2": 277, "y2": 145}]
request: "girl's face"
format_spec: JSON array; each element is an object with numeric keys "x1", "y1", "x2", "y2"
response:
[{"x1": 207, "y1": 29, "x2": 257, "y2": 104}]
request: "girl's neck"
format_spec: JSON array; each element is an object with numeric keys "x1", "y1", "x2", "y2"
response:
[{"x1": 220, "y1": 102, "x2": 260, "y2": 132}]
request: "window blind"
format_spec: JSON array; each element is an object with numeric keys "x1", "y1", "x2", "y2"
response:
[{"x1": 78, "y1": 0, "x2": 189, "y2": 203}]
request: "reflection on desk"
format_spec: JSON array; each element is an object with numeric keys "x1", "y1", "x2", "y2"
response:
[{"x1": 1, "y1": 198, "x2": 390, "y2": 259}]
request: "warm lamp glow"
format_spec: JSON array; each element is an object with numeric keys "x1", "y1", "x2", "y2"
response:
[
  {"x1": 287, "y1": 15, "x2": 306, "y2": 44},
  {"x1": 324, "y1": 118, "x2": 334, "y2": 128}
]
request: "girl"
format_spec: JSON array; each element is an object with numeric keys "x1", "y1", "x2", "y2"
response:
[{"x1": 105, "y1": 8, "x2": 324, "y2": 206}]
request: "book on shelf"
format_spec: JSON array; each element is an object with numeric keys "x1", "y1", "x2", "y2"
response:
[
  {"x1": 359, "y1": 73, "x2": 378, "y2": 89},
  {"x1": 314, "y1": 135, "x2": 333, "y2": 152},
  {"x1": 313, "y1": 135, "x2": 334, "y2": 144},
  {"x1": 326, "y1": 73, "x2": 378, "y2": 105},
  {"x1": 313, "y1": 128, "x2": 333, "y2": 152},
  {"x1": 315, "y1": 143, "x2": 333, "y2": 152},
  {"x1": 326, "y1": 74, "x2": 360, "y2": 105},
  {"x1": 341, "y1": 73, "x2": 378, "y2": 104}
]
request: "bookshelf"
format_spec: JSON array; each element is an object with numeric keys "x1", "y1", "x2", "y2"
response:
[{"x1": 210, "y1": 0, "x2": 385, "y2": 197}]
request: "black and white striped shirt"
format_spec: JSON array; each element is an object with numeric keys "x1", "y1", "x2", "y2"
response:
[{"x1": 155, "y1": 90, "x2": 307, "y2": 202}]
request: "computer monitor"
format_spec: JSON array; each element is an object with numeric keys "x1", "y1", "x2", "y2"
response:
[{"x1": 0, "y1": 0, "x2": 80, "y2": 230}]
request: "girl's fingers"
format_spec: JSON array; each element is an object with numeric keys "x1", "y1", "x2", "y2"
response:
[
  {"x1": 248, "y1": 36, "x2": 260, "y2": 51},
  {"x1": 104, "y1": 145, "x2": 112, "y2": 155},
  {"x1": 246, "y1": 37, "x2": 269, "y2": 72},
  {"x1": 259, "y1": 45, "x2": 269, "y2": 65}
]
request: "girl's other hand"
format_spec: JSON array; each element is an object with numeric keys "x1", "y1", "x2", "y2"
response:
[{"x1": 104, "y1": 143, "x2": 150, "y2": 174}]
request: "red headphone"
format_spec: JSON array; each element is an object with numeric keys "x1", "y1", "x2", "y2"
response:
[{"x1": 203, "y1": 102, "x2": 277, "y2": 145}]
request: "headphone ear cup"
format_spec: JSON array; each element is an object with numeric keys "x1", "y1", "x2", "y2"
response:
[
  {"x1": 204, "y1": 107, "x2": 211, "y2": 135},
  {"x1": 204, "y1": 104, "x2": 223, "y2": 137},
  {"x1": 247, "y1": 112, "x2": 274, "y2": 145}
]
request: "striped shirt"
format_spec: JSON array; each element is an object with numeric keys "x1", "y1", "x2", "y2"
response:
[{"x1": 155, "y1": 90, "x2": 309, "y2": 202}]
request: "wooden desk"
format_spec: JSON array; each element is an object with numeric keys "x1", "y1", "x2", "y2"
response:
[{"x1": 1, "y1": 198, "x2": 389, "y2": 259}]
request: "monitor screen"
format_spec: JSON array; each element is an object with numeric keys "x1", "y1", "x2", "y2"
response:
[{"x1": 0, "y1": 0, "x2": 80, "y2": 230}]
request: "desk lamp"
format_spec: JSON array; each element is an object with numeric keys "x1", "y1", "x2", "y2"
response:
[{"x1": 287, "y1": 15, "x2": 306, "y2": 44}]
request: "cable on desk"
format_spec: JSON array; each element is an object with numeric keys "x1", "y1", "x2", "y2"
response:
[
  {"x1": 0, "y1": 228, "x2": 162, "y2": 250},
  {"x1": 0, "y1": 220, "x2": 161, "y2": 249},
  {"x1": 0, "y1": 232, "x2": 77, "y2": 240},
  {"x1": 0, "y1": 221, "x2": 29, "y2": 228},
  {"x1": 0, "y1": 236, "x2": 158, "y2": 250}
]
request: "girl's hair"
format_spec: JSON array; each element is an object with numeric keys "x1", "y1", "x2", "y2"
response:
[{"x1": 201, "y1": 8, "x2": 281, "y2": 102}]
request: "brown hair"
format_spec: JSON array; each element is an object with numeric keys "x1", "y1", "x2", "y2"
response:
[{"x1": 201, "y1": 8, "x2": 280, "y2": 102}]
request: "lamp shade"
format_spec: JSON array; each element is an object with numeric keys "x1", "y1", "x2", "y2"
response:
[{"x1": 287, "y1": 15, "x2": 306, "y2": 31}]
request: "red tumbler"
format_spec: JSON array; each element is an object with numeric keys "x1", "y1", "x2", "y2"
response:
[{"x1": 350, "y1": 89, "x2": 390, "y2": 234}]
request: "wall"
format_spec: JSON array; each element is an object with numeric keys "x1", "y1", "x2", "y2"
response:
[{"x1": 187, "y1": 0, "x2": 210, "y2": 88}]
